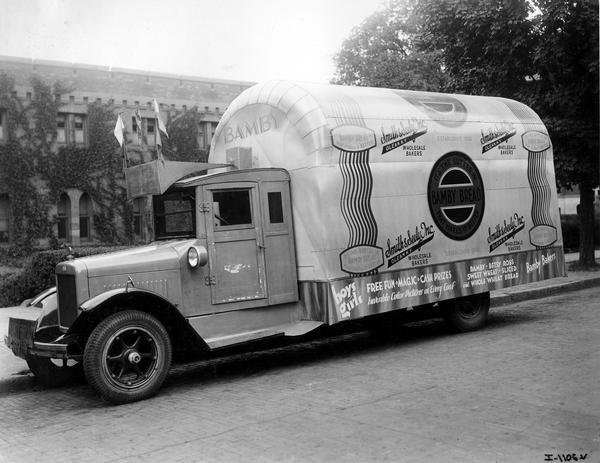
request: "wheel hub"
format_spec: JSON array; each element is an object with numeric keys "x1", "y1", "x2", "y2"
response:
[{"x1": 128, "y1": 351, "x2": 142, "y2": 364}]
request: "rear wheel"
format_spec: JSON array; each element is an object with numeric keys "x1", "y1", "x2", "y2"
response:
[
  {"x1": 26, "y1": 356, "x2": 82, "y2": 387},
  {"x1": 83, "y1": 310, "x2": 171, "y2": 404},
  {"x1": 440, "y1": 292, "x2": 490, "y2": 332}
]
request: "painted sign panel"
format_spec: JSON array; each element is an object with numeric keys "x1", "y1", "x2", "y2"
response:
[{"x1": 329, "y1": 247, "x2": 565, "y2": 323}]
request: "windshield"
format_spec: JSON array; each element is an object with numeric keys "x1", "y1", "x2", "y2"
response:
[{"x1": 153, "y1": 190, "x2": 196, "y2": 240}]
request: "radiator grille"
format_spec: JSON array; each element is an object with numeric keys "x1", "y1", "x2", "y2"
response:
[{"x1": 57, "y1": 274, "x2": 78, "y2": 328}]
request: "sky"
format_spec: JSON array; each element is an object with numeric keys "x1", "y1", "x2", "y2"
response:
[{"x1": 0, "y1": 0, "x2": 386, "y2": 83}]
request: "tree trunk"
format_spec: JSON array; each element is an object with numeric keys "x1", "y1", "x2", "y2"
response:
[{"x1": 578, "y1": 180, "x2": 597, "y2": 266}]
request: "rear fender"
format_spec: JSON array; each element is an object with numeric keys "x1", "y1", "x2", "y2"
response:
[{"x1": 69, "y1": 288, "x2": 208, "y2": 354}]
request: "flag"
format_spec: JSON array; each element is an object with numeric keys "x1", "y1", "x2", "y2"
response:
[
  {"x1": 113, "y1": 114, "x2": 125, "y2": 147},
  {"x1": 153, "y1": 98, "x2": 168, "y2": 137},
  {"x1": 133, "y1": 109, "x2": 143, "y2": 143}
]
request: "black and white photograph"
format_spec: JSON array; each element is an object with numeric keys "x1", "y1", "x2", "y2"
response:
[{"x1": 0, "y1": 0, "x2": 598, "y2": 461}]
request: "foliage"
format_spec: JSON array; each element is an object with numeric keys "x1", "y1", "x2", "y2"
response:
[
  {"x1": 333, "y1": 0, "x2": 449, "y2": 91},
  {"x1": 163, "y1": 108, "x2": 209, "y2": 162},
  {"x1": 0, "y1": 75, "x2": 52, "y2": 254},
  {"x1": 527, "y1": 0, "x2": 599, "y2": 191},
  {"x1": 414, "y1": 0, "x2": 534, "y2": 97},
  {"x1": 0, "y1": 245, "x2": 131, "y2": 306},
  {"x1": 333, "y1": 0, "x2": 534, "y2": 96}
]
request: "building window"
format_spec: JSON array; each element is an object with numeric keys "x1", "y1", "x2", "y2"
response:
[
  {"x1": 74, "y1": 115, "x2": 85, "y2": 144},
  {"x1": 0, "y1": 194, "x2": 9, "y2": 243},
  {"x1": 57, "y1": 113, "x2": 86, "y2": 145},
  {"x1": 79, "y1": 193, "x2": 91, "y2": 241},
  {"x1": 57, "y1": 193, "x2": 70, "y2": 240},
  {"x1": 133, "y1": 198, "x2": 143, "y2": 237},
  {"x1": 146, "y1": 119, "x2": 156, "y2": 145},
  {"x1": 132, "y1": 116, "x2": 143, "y2": 144},
  {"x1": 57, "y1": 114, "x2": 66, "y2": 143}
]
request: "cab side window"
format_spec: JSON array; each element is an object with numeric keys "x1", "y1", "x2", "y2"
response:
[
  {"x1": 267, "y1": 191, "x2": 284, "y2": 224},
  {"x1": 212, "y1": 189, "x2": 252, "y2": 228}
]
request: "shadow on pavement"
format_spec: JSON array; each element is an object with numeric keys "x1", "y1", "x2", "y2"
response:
[
  {"x1": 161, "y1": 307, "x2": 545, "y2": 394},
  {"x1": 0, "y1": 302, "x2": 561, "y2": 406}
]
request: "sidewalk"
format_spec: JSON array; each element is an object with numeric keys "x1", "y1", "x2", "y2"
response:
[{"x1": 0, "y1": 251, "x2": 599, "y2": 393}]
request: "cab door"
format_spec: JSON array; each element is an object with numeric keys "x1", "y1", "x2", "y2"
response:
[
  {"x1": 203, "y1": 183, "x2": 267, "y2": 305},
  {"x1": 260, "y1": 181, "x2": 298, "y2": 304}
]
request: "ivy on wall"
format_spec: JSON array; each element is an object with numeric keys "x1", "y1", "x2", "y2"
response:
[
  {"x1": 0, "y1": 71, "x2": 213, "y2": 254},
  {"x1": 0, "y1": 74, "x2": 52, "y2": 254}
]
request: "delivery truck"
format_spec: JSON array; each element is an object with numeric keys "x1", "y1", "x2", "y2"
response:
[{"x1": 6, "y1": 81, "x2": 566, "y2": 403}]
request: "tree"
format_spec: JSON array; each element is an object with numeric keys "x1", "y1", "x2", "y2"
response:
[
  {"x1": 414, "y1": 0, "x2": 534, "y2": 97},
  {"x1": 528, "y1": 0, "x2": 599, "y2": 267},
  {"x1": 333, "y1": 0, "x2": 449, "y2": 91},
  {"x1": 333, "y1": 0, "x2": 599, "y2": 266}
]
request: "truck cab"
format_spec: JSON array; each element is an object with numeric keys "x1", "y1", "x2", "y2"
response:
[
  {"x1": 7, "y1": 163, "x2": 317, "y2": 404},
  {"x1": 170, "y1": 168, "x2": 298, "y2": 311}
]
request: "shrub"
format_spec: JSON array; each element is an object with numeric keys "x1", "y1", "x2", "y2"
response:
[
  {"x1": 0, "y1": 245, "x2": 131, "y2": 307},
  {"x1": 560, "y1": 214, "x2": 600, "y2": 253}
]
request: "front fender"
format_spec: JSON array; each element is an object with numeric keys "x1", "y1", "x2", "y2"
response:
[
  {"x1": 79, "y1": 287, "x2": 157, "y2": 312},
  {"x1": 69, "y1": 287, "x2": 208, "y2": 354}
]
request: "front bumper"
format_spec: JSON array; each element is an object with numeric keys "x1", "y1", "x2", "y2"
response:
[
  {"x1": 5, "y1": 316, "x2": 82, "y2": 360},
  {"x1": 5, "y1": 316, "x2": 37, "y2": 360}
]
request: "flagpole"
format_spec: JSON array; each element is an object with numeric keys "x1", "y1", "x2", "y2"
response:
[
  {"x1": 154, "y1": 103, "x2": 158, "y2": 158},
  {"x1": 154, "y1": 98, "x2": 165, "y2": 163},
  {"x1": 122, "y1": 135, "x2": 128, "y2": 171}
]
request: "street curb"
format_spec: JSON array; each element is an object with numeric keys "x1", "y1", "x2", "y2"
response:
[
  {"x1": 491, "y1": 275, "x2": 600, "y2": 307},
  {"x1": 0, "y1": 372, "x2": 35, "y2": 394}
]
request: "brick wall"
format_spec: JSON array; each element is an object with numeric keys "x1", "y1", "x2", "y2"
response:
[{"x1": 0, "y1": 55, "x2": 253, "y2": 112}]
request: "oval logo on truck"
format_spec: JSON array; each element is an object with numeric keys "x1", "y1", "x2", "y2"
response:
[
  {"x1": 331, "y1": 125, "x2": 377, "y2": 152},
  {"x1": 522, "y1": 131, "x2": 550, "y2": 153},
  {"x1": 428, "y1": 152, "x2": 485, "y2": 240}
]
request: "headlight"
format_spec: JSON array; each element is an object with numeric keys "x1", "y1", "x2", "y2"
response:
[{"x1": 187, "y1": 246, "x2": 207, "y2": 268}]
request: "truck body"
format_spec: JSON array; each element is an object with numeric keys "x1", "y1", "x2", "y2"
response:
[{"x1": 6, "y1": 81, "x2": 566, "y2": 403}]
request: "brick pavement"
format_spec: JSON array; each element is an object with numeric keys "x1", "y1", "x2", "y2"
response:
[{"x1": 0, "y1": 286, "x2": 598, "y2": 462}]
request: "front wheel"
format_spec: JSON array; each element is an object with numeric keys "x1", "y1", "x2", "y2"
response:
[
  {"x1": 83, "y1": 310, "x2": 172, "y2": 404},
  {"x1": 440, "y1": 292, "x2": 490, "y2": 332}
]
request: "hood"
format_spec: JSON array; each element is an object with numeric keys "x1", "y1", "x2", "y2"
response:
[{"x1": 75, "y1": 241, "x2": 195, "y2": 277}]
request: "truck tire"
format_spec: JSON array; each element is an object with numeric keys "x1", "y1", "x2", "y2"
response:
[
  {"x1": 26, "y1": 356, "x2": 83, "y2": 387},
  {"x1": 83, "y1": 310, "x2": 172, "y2": 404},
  {"x1": 440, "y1": 292, "x2": 490, "y2": 332}
]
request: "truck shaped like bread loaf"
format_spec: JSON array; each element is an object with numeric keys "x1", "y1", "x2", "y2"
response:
[{"x1": 6, "y1": 81, "x2": 566, "y2": 404}]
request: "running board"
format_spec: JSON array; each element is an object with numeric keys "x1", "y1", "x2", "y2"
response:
[
  {"x1": 205, "y1": 328, "x2": 284, "y2": 350},
  {"x1": 204, "y1": 321, "x2": 325, "y2": 350}
]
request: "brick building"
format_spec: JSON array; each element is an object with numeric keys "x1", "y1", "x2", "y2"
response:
[{"x1": 0, "y1": 55, "x2": 253, "y2": 247}]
